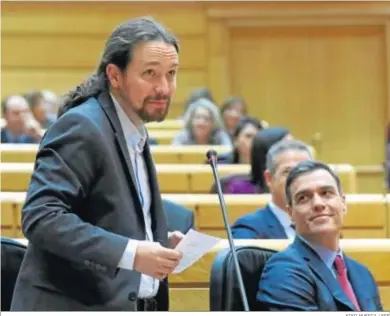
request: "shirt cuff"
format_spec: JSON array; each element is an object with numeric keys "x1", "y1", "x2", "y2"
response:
[{"x1": 117, "y1": 239, "x2": 139, "y2": 270}]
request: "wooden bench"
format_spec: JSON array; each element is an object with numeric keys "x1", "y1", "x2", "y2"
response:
[
  {"x1": 0, "y1": 144, "x2": 231, "y2": 164},
  {"x1": 12, "y1": 238, "x2": 390, "y2": 311},
  {"x1": 145, "y1": 120, "x2": 184, "y2": 130},
  {"x1": 0, "y1": 163, "x2": 357, "y2": 194},
  {"x1": 2, "y1": 192, "x2": 389, "y2": 239}
]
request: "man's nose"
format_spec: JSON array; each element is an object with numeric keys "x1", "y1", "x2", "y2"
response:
[
  {"x1": 154, "y1": 77, "x2": 169, "y2": 95},
  {"x1": 312, "y1": 193, "x2": 326, "y2": 210}
]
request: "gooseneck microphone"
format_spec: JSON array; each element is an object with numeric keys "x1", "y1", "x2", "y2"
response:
[{"x1": 206, "y1": 149, "x2": 250, "y2": 311}]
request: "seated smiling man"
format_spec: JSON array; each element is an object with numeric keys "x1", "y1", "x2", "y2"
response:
[{"x1": 257, "y1": 160, "x2": 383, "y2": 311}]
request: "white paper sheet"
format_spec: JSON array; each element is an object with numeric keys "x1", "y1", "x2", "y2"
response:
[{"x1": 172, "y1": 229, "x2": 221, "y2": 274}]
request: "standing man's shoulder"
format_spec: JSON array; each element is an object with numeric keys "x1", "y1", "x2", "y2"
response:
[{"x1": 44, "y1": 97, "x2": 106, "y2": 142}]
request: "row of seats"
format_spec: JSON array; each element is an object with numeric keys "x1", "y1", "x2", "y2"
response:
[
  {"x1": 9, "y1": 238, "x2": 390, "y2": 311},
  {"x1": 2, "y1": 192, "x2": 389, "y2": 238},
  {"x1": 0, "y1": 162, "x2": 357, "y2": 193},
  {"x1": 0, "y1": 144, "x2": 230, "y2": 164}
]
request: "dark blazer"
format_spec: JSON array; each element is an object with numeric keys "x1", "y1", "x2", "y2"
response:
[
  {"x1": 162, "y1": 199, "x2": 194, "y2": 234},
  {"x1": 257, "y1": 237, "x2": 383, "y2": 311},
  {"x1": 231, "y1": 204, "x2": 288, "y2": 239},
  {"x1": 11, "y1": 91, "x2": 169, "y2": 311},
  {"x1": 1, "y1": 128, "x2": 38, "y2": 144}
]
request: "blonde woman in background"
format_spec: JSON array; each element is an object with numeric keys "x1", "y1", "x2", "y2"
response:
[{"x1": 172, "y1": 98, "x2": 232, "y2": 146}]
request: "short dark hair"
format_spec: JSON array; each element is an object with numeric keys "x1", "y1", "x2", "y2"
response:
[
  {"x1": 183, "y1": 87, "x2": 214, "y2": 115},
  {"x1": 24, "y1": 90, "x2": 44, "y2": 110},
  {"x1": 59, "y1": 17, "x2": 179, "y2": 117},
  {"x1": 285, "y1": 160, "x2": 342, "y2": 206},
  {"x1": 250, "y1": 127, "x2": 290, "y2": 190},
  {"x1": 220, "y1": 96, "x2": 247, "y2": 115}
]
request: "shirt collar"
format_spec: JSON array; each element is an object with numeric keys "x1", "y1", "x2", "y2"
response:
[
  {"x1": 268, "y1": 201, "x2": 293, "y2": 230},
  {"x1": 110, "y1": 93, "x2": 147, "y2": 152},
  {"x1": 298, "y1": 235, "x2": 343, "y2": 271}
]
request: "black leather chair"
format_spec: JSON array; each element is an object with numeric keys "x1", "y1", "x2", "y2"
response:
[
  {"x1": 1, "y1": 237, "x2": 27, "y2": 311},
  {"x1": 209, "y1": 246, "x2": 277, "y2": 311}
]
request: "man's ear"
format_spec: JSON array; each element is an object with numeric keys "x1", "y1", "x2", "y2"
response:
[
  {"x1": 106, "y1": 64, "x2": 121, "y2": 89},
  {"x1": 264, "y1": 169, "x2": 272, "y2": 190}
]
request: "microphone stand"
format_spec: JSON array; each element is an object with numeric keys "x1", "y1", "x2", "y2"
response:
[{"x1": 207, "y1": 151, "x2": 250, "y2": 312}]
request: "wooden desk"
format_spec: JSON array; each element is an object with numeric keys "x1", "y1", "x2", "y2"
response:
[
  {"x1": 145, "y1": 120, "x2": 184, "y2": 130},
  {"x1": 0, "y1": 144, "x2": 231, "y2": 164},
  {"x1": 12, "y1": 238, "x2": 390, "y2": 311},
  {"x1": 2, "y1": 192, "x2": 388, "y2": 239}
]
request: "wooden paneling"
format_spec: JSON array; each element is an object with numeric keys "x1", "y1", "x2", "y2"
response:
[
  {"x1": 2, "y1": 35, "x2": 206, "y2": 70},
  {"x1": 1, "y1": 2, "x2": 207, "y2": 36},
  {"x1": 230, "y1": 25, "x2": 387, "y2": 165}
]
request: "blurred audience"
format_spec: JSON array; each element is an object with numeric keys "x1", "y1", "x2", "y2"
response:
[
  {"x1": 24, "y1": 90, "x2": 56, "y2": 129},
  {"x1": 220, "y1": 96, "x2": 247, "y2": 138},
  {"x1": 218, "y1": 116, "x2": 263, "y2": 164},
  {"x1": 1, "y1": 95, "x2": 41, "y2": 144},
  {"x1": 42, "y1": 89, "x2": 60, "y2": 119},
  {"x1": 172, "y1": 98, "x2": 232, "y2": 146},
  {"x1": 231, "y1": 139, "x2": 313, "y2": 239},
  {"x1": 222, "y1": 127, "x2": 292, "y2": 194}
]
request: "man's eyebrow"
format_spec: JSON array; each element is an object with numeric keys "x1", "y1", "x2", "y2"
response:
[
  {"x1": 143, "y1": 61, "x2": 179, "y2": 67},
  {"x1": 294, "y1": 185, "x2": 336, "y2": 198}
]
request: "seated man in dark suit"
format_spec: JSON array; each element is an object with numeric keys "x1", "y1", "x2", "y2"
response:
[
  {"x1": 231, "y1": 139, "x2": 313, "y2": 239},
  {"x1": 1, "y1": 95, "x2": 40, "y2": 144},
  {"x1": 162, "y1": 199, "x2": 194, "y2": 234},
  {"x1": 257, "y1": 160, "x2": 383, "y2": 311}
]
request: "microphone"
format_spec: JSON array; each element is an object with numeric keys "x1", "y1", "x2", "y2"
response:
[{"x1": 206, "y1": 149, "x2": 250, "y2": 312}]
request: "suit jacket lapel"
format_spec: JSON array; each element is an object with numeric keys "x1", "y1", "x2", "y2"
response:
[
  {"x1": 345, "y1": 257, "x2": 368, "y2": 310},
  {"x1": 97, "y1": 92, "x2": 140, "y2": 197},
  {"x1": 263, "y1": 205, "x2": 288, "y2": 239},
  {"x1": 293, "y1": 237, "x2": 356, "y2": 311}
]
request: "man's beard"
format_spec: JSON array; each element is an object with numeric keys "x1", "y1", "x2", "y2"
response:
[{"x1": 137, "y1": 95, "x2": 171, "y2": 123}]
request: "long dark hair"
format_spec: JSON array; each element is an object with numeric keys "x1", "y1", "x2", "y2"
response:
[
  {"x1": 58, "y1": 17, "x2": 179, "y2": 118},
  {"x1": 250, "y1": 127, "x2": 290, "y2": 190},
  {"x1": 231, "y1": 116, "x2": 263, "y2": 163}
]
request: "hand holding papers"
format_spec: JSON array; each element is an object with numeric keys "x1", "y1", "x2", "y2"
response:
[{"x1": 172, "y1": 229, "x2": 221, "y2": 274}]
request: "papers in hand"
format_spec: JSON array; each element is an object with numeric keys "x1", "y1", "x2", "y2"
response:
[{"x1": 173, "y1": 229, "x2": 221, "y2": 274}]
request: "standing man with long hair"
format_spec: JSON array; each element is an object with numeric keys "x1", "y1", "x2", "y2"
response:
[{"x1": 11, "y1": 17, "x2": 184, "y2": 311}]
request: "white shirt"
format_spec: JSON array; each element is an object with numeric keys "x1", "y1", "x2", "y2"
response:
[
  {"x1": 111, "y1": 94, "x2": 158, "y2": 298},
  {"x1": 268, "y1": 201, "x2": 296, "y2": 239}
]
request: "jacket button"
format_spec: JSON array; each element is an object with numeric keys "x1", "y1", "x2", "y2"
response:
[{"x1": 128, "y1": 292, "x2": 137, "y2": 301}]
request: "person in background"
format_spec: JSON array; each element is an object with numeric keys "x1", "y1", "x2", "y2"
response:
[
  {"x1": 217, "y1": 116, "x2": 263, "y2": 164},
  {"x1": 231, "y1": 139, "x2": 313, "y2": 239},
  {"x1": 220, "y1": 96, "x2": 247, "y2": 138},
  {"x1": 24, "y1": 90, "x2": 56, "y2": 129},
  {"x1": 172, "y1": 98, "x2": 232, "y2": 146},
  {"x1": 42, "y1": 90, "x2": 60, "y2": 121},
  {"x1": 182, "y1": 87, "x2": 215, "y2": 117},
  {"x1": 257, "y1": 160, "x2": 382, "y2": 311},
  {"x1": 1, "y1": 95, "x2": 40, "y2": 144},
  {"x1": 223, "y1": 127, "x2": 291, "y2": 194}
]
